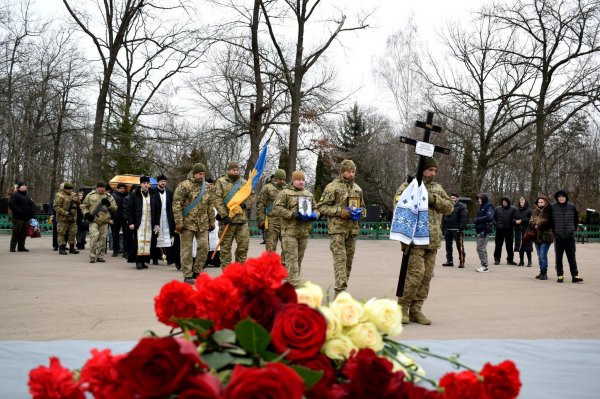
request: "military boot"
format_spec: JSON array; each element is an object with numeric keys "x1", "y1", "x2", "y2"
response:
[
  {"x1": 397, "y1": 298, "x2": 410, "y2": 324},
  {"x1": 409, "y1": 309, "x2": 432, "y2": 325},
  {"x1": 59, "y1": 245, "x2": 68, "y2": 255},
  {"x1": 69, "y1": 244, "x2": 79, "y2": 254}
]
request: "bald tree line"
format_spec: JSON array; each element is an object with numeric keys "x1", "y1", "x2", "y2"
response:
[{"x1": 1, "y1": 0, "x2": 599, "y2": 221}]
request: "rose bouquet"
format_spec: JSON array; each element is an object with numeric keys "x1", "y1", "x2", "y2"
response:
[{"x1": 28, "y1": 252, "x2": 521, "y2": 399}]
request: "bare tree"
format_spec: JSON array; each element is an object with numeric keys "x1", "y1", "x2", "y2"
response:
[
  {"x1": 488, "y1": 0, "x2": 600, "y2": 196},
  {"x1": 260, "y1": 0, "x2": 370, "y2": 176}
]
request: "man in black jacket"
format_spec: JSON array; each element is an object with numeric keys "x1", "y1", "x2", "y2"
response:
[
  {"x1": 126, "y1": 176, "x2": 160, "y2": 269},
  {"x1": 493, "y1": 196, "x2": 517, "y2": 265},
  {"x1": 551, "y1": 190, "x2": 583, "y2": 283},
  {"x1": 442, "y1": 193, "x2": 467, "y2": 268},
  {"x1": 9, "y1": 181, "x2": 36, "y2": 252},
  {"x1": 111, "y1": 183, "x2": 128, "y2": 257}
]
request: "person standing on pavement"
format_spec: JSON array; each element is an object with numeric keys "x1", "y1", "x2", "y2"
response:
[
  {"x1": 442, "y1": 193, "x2": 467, "y2": 268},
  {"x1": 551, "y1": 190, "x2": 583, "y2": 283},
  {"x1": 271, "y1": 171, "x2": 318, "y2": 287},
  {"x1": 530, "y1": 195, "x2": 553, "y2": 281},
  {"x1": 474, "y1": 193, "x2": 495, "y2": 273},
  {"x1": 393, "y1": 157, "x2": 453, "y2": 325},
  {"x1": 8, "y1": 181, "x2": 36, "y2": 253},
  {"x1": 317, "y1": 159, "x2": 365, "y2": 297},
  {"x1": 126, "y1": 176, "x2": 160, "y2": 270},
  {"x1": 493, "y1": 196, "x2": 517, "y2": 265},
  {"x1": 256, "y1": 169, "x2": 287, "y2": 256},
  {"x1": 151, "y1": 175, "x2": 180, "y2": 267},
  {"x1": 173, "y1": 163, "x2": 215, "y2": 284},
  {"x1": 110, "y1": 183, "x2": 128, "y2": 257},
  {"x1": 214, "y1": 161, "x2": 255, "y2": 268},
  {"x1": 53, "y1": 182, "x2": 80, "y2": 255},
  {"x1": 81, "y1": 182, "x2": 117, "y2": 263},
  {"x1": 76, "y1": 189, "x2": 89, "y2": 250},
  {"x1": 514, "y1": 197, "x2": 533, "y2": 267}
]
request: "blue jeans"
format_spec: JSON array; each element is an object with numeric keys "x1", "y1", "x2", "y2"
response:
[{"x1": 535, "y1": 242, "x2": 551, "y2": 272}]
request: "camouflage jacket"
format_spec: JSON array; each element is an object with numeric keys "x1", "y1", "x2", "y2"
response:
[
  {"x1": 81, "y1": 190, "x2": 117, "y2": 225},
  {"x1": 53, "y1": 189, "x2": 79, "y2": 222},
  {"x1": 214, "y1": 175, "x2": 256, "y2": 224},
  {"x1": 271, "y1": 184, "x2": 318, "y2": 237},
  {"x1": 256, "y1": 182, "x2": 284, "y2": 226},
  {"x1": 173, "y1": 173, "x2": 215, "y2": 232},
  {"x1": 316, "y1": 176, "x2": 365, "y2": 235},
  {"x1": 394, "y1": 178, "x2": 453, "y2": 249}
]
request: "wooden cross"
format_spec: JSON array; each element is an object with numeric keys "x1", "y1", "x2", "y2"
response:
[{"x1": 396, "y1": 111, "x2": 449, "y2": 297}]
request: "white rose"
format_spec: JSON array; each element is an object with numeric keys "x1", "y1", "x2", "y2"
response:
[
  {"x1": 329, "y1": 292, "x2": 364, "y2": 327},
  {"x1": 319, "y1": 306, "x2": 343, "y2": 339},
  {"x1": 389, "y1": 352, "x2": 426, "y2": 381},
  {"x1": 363, "y1": 298, "x2": 403, "y2": 336},
  {"x1": 346, "y1": 322, "x2": 384, "y2": 351},
  {"x1": 322, "y1": 335, "x2": 357, "y2": 361},
  {"x1": 296, "y1": 281, "x2": 324, "y2": 308}
]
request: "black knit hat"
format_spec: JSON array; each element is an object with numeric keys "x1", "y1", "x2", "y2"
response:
[
  {"x1": 96, "y1": 181, "x2": 106, "y2": 188},
  {"x1": 139, "y1": 176, "x2": 150, "y2": 184},
  {"x1": 156, "y1": 174, "x2": 167, "y2": 182},
  {"x1": 16, "y1": 180, "x2": 26, "y2": 189},
  {"x1": 117, "y1": 183, "x2": 127, "y2": 189}
]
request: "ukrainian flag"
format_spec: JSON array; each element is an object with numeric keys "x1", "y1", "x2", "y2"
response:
[{"x1": 226, "y1": 139, "x2": 269, "y2": 210}]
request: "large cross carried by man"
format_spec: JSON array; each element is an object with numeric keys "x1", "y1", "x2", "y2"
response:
[{"x1": 394, "y1": 111, "x2": 449, "y2": 296}]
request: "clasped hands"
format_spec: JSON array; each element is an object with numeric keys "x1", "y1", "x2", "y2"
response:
[{"x1": 341, "y1": 207, "x2": 363, "y2": 221}]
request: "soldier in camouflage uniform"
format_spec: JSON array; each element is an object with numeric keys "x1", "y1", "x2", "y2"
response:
[
  {"x1": 81, "y1": 181, "x2": 118, "y2": 263},
  {"x1": 53, "y1": 182, "x2": 80, "y2": 255},
  {"x1": 173, "y1": 163, "x2": 215, "y2": 285},
  {"x1": 214, "y1": 161, "x2": 256, "y2": 268},
  {"x1": 394, "y1": 157, "x2": 453, "y2": 325},
  {"x1": 316, "y1": 160, "x2": 365, "y2": 297},
  {"x1": 256, "y1": 169, "x2": 286, "y2": 255},
  {"x1": 271, "y1": 171, "x2": 318, "y2": 287}
]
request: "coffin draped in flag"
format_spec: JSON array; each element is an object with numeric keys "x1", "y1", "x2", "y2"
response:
[
  {"x1": 225, "y1": 139, "x2": 269, "y2": 211},
  {"x1": 390, "y1": 179, "x2": 430, "y2": 245}
]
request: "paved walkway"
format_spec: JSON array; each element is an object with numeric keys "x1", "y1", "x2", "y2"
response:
[{"x1": 1, "y1": 236, "x2": 598, "y2": 340}]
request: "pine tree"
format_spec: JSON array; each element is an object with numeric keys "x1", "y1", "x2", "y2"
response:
[{"x1": 314, "y1": 151, "x2": 334, "y2": 202}]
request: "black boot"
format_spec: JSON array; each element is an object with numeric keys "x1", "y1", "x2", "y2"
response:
[
  {"x1": 442, "y1": 261, "x2": 454, "y2": 267},
  {"x1": 136, "y1": 262, "x2": 145, "y2": 270},
  {"x1": 59, "y1": 245, "x2": 68, "y2": 255},
  {"x1": 69, "y1": 244, "x2": 79, "y2": 254}
]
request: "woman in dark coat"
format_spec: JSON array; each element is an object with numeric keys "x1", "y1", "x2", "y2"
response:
[
  {"x1": 530, "y1": 195, "x2": 554, "y2": 280},
  {"x1": 514, "y1": 197, "x2": 533, "y2": 266}
]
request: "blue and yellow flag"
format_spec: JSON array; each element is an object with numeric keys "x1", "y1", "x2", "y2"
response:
[{"x1": 226, "y1": 139, "x2": 269, "y2": 210}]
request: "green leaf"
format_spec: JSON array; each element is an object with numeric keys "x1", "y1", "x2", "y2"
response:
[
  {"x1": 262, "y1": 350, "x2": 285, "y2": 362},
  {"x1": 235, "y1": 319, "x2": 270, "y2": 356},
  {"x1": 201, "y1": 351, "x2": 235, "y2": 371},
  {"x1": 175, "y1": 318, "x2": 214, "y2": 334},
  {"x1": 213, "y1": 329, "x2": 236, "y2": 345},
  {"x1": 291, "y1": 365, "x2": 324, "y2": 390}
]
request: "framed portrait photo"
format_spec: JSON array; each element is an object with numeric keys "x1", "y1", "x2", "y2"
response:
[
  {"x1": 298, "y1": 196, "x2": 312, "y2": 215},
  {"x1": 347, "y1": 196, "x2": 361, "y2": 209}
]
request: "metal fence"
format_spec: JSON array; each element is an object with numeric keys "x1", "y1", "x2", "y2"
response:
[{"x1": 2, "y1": 214, "x2": 599, "y2": 242}]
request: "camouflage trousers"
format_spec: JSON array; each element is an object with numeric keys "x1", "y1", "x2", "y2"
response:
[
  {"x1": 265, "y1": 220, "x2": 282, "y2": 252},
  {"x1": 398, "y1": 247, "x2": 437, "y2": 313},
  {"x1": 89, "y1": 222, "x2": 108, "y2": 260},
  {"x1": 180, "y1": 229, "x2": 208, "y2": 279},
  {"x1": 57, "y1": 221, "x2": 77, "y2": 246},
  {"x1": 281, "y1": 236, "x2": 308, "y2": 288},
  {"x1": 220, "y1": 223, "x2": 250, "y2": 269},
  {"x1": 329, "y1": 232, "x2": 357, "y2": 294}
]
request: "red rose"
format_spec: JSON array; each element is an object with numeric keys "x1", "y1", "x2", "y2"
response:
[
  {"x1": 195, "y1": 273, "x2": 241, "y2": 330},
  {"x1": 239, "y1": 289, "x2": 282, "y2": 330},
  {"x1": 337, "y1": 348, "x2": 401, "y2": 398},
  {"x1": 28, "y1": 357, "x2": 85, "y2": 399},
  {"x1": 439, "y1": 370, "x2": 487, "y2": 399},
  {"x1": 480, "y1": 360, "x2": 521, "y2": 399},
  {"x1": 116, "y1": 337, "x2": 205, "y2": 398},
  {"x1": 79, "y1": 349, "x2": 125, "y2": 399},
  {"x1": 271, "y1": 303, "x2": 327, "y2": 361},
  {"x1": 224, "y1": 363, "x2": 304, "y2": 399},
  {"x1": 294, "y1": 353, "x2": 336, "y2": 390},
  {"x1": 154, "y1": 280, "x2": 199, "y2": 328},
  {"x1": 277, "y1": 282, "x2": 298, "y2": 304},
  {"x1": 178, "y1": 373, "x2": 224, "y2": 399}
]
